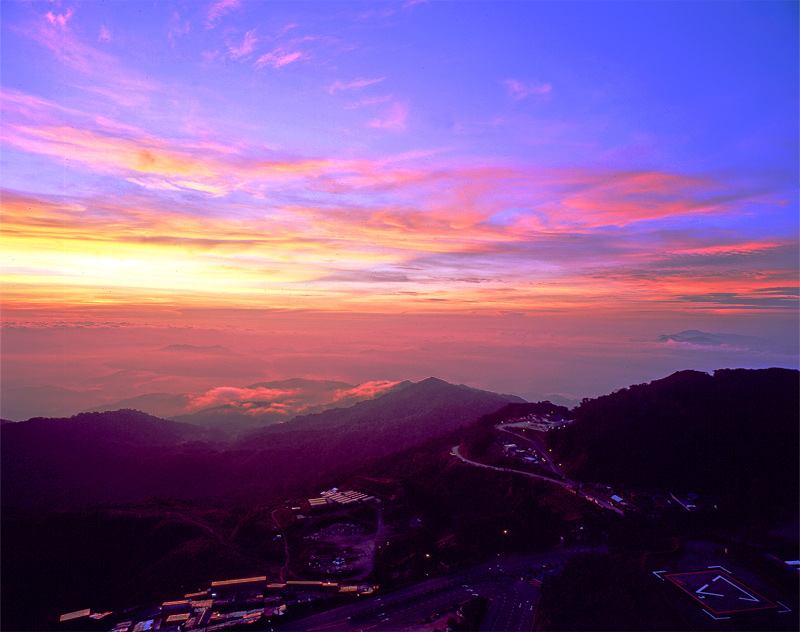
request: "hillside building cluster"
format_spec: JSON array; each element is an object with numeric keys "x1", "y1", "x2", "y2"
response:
[
  {"x1": 505, "y1": 412, "x2": 573, "y2": 432},
  {"x1": 60, "y1": 576, "x2": 375, "y2": 632},
  {"x1": 299, "y1": 488, "x2": 376, "y2": 513}
]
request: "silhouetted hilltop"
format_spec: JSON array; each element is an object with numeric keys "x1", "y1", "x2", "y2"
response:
[
  {"x1": 1, "y1": 385, "x2": 105, "y2": 421},
  {"x1": 168, "y1": 377, "x2": 361, "y2": 431},
  {"x1": 1, "y1": 410, "x2": 220, "y2": 507},
  {"x1": 1, "y1": 378, "x2": 523, "y2": 509},
  {"x1": 242, "y1": 376, "x2": 523, "y2": 446},
  {"x1": 3, "y1": 409, "x2": 210, "y2": 447},
  {"x1": 85, "y1": 393, "x2": 193, "y2": 418},
  {"x1": 547, "y1": 368, "x2": 799, "y2": 518},
  {"x1": 87, "y1": 378, "x2": 413, "y2": 434},
  {"x1": 245, "y1": 377, "x2": 354, "y2": 390}
]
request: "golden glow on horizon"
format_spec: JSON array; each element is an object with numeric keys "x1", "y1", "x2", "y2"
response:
[
  {"x1": 2, "y1": 71, "x2": 796, "y2": 318},
  {"x1": 2, "y1": 178, "x2": 795, "y2": 315}
]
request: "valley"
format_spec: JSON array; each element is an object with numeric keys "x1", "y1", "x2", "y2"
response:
[{"x1": 1, "y1": 370, "x2": 797, "y2": 631}]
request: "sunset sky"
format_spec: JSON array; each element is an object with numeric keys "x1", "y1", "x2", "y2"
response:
[{"x1": 2, "y1": 0, "x2": 798, "y2": 419}]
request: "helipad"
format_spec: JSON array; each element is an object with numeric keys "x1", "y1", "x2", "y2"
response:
[{"x1": 665, "y1": 569, "x2": 777, "y2": 615}]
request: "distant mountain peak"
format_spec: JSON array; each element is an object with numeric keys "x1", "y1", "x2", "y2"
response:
[
  {"x1": 415, "y1": 376, "x2": 450, "y2": 387},
  {"x1": 244, "y1": 378, "x2": 354, "y2": 390}
]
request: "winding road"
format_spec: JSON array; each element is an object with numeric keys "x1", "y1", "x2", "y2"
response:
[{"x1": 451, "y1": 445, "x2": 624, "y2": 516}]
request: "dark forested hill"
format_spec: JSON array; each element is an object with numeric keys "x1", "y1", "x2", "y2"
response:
[
  {"x1": 0, "y1": 410, "x2": 222, "y2": 507},
  {"x1": 1, "y1": 378, "x2": 523, "y2": 509},
  {"x1": 2, "y1": 409, "x2": 212, "y2": 447},
  {"x1": 241, "y1": 377, "x2": 525, "y2": 447},
  {"x1": 87, "y1": 378, "x2": 410, "y2": 434},
  {"x1": 547, "y1": 368, "x2": 799, "y2": 518}
]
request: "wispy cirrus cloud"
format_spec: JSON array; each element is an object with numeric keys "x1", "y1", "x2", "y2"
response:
[
  {"x1": 29, "y1": 8, "x2": 111, "y2": 75},
  {"x1": 168, "y1": 11, "x2": 191, "y2": 44},
  {"x1": 228, "y1": 28, "x2": 258, "y2": 59},
  {"x1": 98, "y1": 25, "x2": 112, "y2": 43},
  {"x1": 344, "y1": 94, "x2": 394, "y2": 110},
  {"x1": 328, "y1": 77, "x2": 386, "y2": 94},
  {"x1": 3, "y1": 90, "x2": 795, "y2": 314},
  {"x1": 255, "y1": 46, "x2": 305, "y2": 69},
  {"x1": 676, "y1": 291, "x2": 799, "y2": 310},
  {"x1": 22, "y1": 9, "x2": 158, "y2": 106},
  {"x1": 206, "y1": 0, "x2": 241, "y2": 29},
  {"x1": 369, "y1": 101, "x2": 409, "y2": 131},
  {"x1": 2, "y1": 95, "x2": 779, "y2": 236},
  {"x1": 45, "y1": 8, "x2": 74, "y2": 28},
  {"x1": 504, "y1": 78, "x2": 552, "y2": 101}
]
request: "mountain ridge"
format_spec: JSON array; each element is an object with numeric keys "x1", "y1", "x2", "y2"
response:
[
  {"x1": 241, "y1": 376, "x2": 524, "y2": 443},
  {"x1": 547, "y1": 367, "x2": 799, "y2": 518},
  {"x1": 1, "y1": 377, "x2": 524, "y2": 509}
]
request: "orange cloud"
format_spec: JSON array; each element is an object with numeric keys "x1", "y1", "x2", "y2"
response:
[{"x1": 2, "y1": 92, "x2": 793, "y2": 316}]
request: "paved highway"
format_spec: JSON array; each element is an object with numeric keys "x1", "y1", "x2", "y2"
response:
[
  {"x1": 451, "y1": 445, "x2": 625, "y2": 516},
  {"x1": 275, "y1": 547, "x2": 600, "y2": 631}
]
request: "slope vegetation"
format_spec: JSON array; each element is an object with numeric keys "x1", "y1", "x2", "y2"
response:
[
  {"x1": 1, "y1": 378, "x2": 523, "y2": 508},
  {"x1": 547, "y1": 368, "x2": 799, "y2": 518}
]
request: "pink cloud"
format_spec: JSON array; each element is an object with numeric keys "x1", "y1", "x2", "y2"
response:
[
  {"x1": 24, "y1": 12, "x2": 157, "y2": 104},
  {"x1": 332, "y1": 380, "x2": 402, "y2": 401},
  {"x1": 31, "y1": 10, "x2": 109, "y2": 75},
  {"x1": 368, "y1": 101, "x2": 409, "y2": 131},
  {"x1": 255, "y1": 47, "x2": 304, "y2": 69},
  {"x1": 98, "y1": 25, "x2": 112, "y2": 43},
  {"x1": 45, "y1": 8, "x2": 74, "y2": 28},
  {"x1": 504, "y1": 78, "x2": 552, "y2": 101},
  {"x1": 183, "y1": 380, "x2": 401, "y2": 416},
  {"x1": 344, "y1": 94, "x2": 394, "y2": 109},
  {"x1": 168, "y1": 11, "x2": 191, "y2": 44},
  {"x1": 206, "y1": 0, "x2": 241, "y2": 28},
  {"x1": 278, "y1": 23, "x2": 299, "y2": 36},
  {"x1": 228, "y1": 28, "x2": 258, "y2": 59},
  {"x1": 187, "y1": 386, "x2": 300, "y2": 410},
  {"x1": 4, "y1": 90, "x2": 788, "y2": 318},
  {"x1": 2, "y1": 99, "x2": 763, "y2": 235},
  {"x1": 328, "y1": 77, "x2": 386, "y2": 94}
]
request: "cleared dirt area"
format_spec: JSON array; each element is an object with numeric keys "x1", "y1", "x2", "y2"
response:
[{"x1": 291, "y1": 505, "x2": 388, "y2": 580}]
